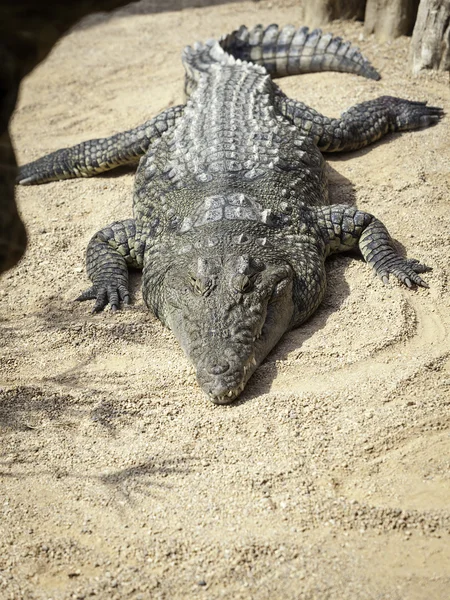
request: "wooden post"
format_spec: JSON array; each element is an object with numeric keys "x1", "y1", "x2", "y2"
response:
[
  {"x1": 410, "y1": 0, "x2": 450, "y2": 73},
  {"x1": 364, "y1": 0, "x2": 420, "y2": 40}
]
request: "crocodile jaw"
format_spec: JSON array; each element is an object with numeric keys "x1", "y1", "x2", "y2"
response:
[
  {"x1": 151, "y1": 250, "x2": 295, "y2": 404},
  {"x1": 173, "y1": 289, "x2": 294, "y2": 405},
  {"x1": 199, "y1": 353, "x2": 258, "y2": 405}
]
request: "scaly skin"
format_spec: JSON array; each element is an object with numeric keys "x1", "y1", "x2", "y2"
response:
[
  {"x1": 17, "y1": 25, "x2": 443, "y2": 403},
  {"x1": 18, "y1": 106, "x2": 184, "y2": 185}
]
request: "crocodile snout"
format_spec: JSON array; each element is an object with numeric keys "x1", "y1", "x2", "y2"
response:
[
  {"x1": 208, "y1": 361, "x2": 230, "y2": 375},
  {"x1": 205, "y1": 381, "x2": 242, "y2": 405},
  {"x1": 197, "y1": 354, "x2": 253, "y2": 404}
]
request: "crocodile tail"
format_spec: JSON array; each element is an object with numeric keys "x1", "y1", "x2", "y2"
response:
[
  {"x1": 182, "y1": 38, "x2": 266, "y2": 95},
  {"x1": 220, "y1": 24, "x2": 381, "y2": 81},
  {"x1": 183, "y1": 39, "x2": 232, "y2": 72}
]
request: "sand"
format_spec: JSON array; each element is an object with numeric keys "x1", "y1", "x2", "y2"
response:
[{"x1": 2, "y1": 1, "x2": 450, "y2": 598}]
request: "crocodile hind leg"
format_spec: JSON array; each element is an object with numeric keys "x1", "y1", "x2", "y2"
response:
[
  {"x1": 17, "y1": 105, "x2": 184, "y2": 185},
  {"x1": 76, "y1": 219, "x2": 145, "y2": 312},
  {"x1": 277, "y1": 94, "x2": 444, "y2": 152},
  {"x1": 316, "y1": 204, "x2": 431, "y2": 287}
]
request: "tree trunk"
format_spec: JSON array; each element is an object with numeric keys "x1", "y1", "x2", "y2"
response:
[
  {"x1": 364, "y1": 0, "x2": 420, "y2": 40},
  {"x1": 410, "y1": 0, "x2": 450, "y2": 73},
  {"x1": 302, "y1": 0, "x2": 366, "y2": 27}
]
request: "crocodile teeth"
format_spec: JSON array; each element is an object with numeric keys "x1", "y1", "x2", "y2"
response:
[
  {"x1": 252, "y1": 329, "x2": 263, "y2": 342},
  {"x1": 243, "y1": 357, "x2": 257, "y2": 373}
]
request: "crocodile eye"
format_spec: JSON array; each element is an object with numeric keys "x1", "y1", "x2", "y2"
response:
[
  {"x1": 241, "y1": 276, "x2": 252, "y2": 293},
  {"x1": 232, "y1": 273, "x2": 253, "y2": 293},
  {"x1": 189, "y1": 275, "x2": 212, "y2": 296}
]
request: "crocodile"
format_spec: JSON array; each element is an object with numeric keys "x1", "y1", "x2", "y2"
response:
[{"x1": 17, "y1": 25, "x2": 443, "y2": 404}]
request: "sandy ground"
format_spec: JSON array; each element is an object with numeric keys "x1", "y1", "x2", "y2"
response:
[{"x1": 2, "y1": 1, "x2": 450, "y2": 598}]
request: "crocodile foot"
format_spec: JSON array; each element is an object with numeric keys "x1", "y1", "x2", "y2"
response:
[
  {"x1": 376, "y1": 257, "x2": 432, "y2": 288},
  {"x1": 76, "y1": 284, "x2": 130, "y2": 313}
]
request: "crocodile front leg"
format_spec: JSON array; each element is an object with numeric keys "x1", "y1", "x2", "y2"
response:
[
  {"x1": 277, "y1": 94, "x2": 443, "y2": 152},
  {"x1": 76, "y1": 219, "x2": 145, "y2": 312},
  {"x1": 17, "y1": 105, "x2": 184, "y2": 185},
  {"x1": 317, "y1": 204, "x2": 431, "y2": 287}
]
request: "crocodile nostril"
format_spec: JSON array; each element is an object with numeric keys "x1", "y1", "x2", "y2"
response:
[{"x1": 208, "y1": 361, "x2": 230, "y2": 375}]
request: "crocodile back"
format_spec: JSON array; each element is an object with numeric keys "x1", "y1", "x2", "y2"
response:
[{"x1": 133, "y1": 55, "x2": 327, "y2": 232}]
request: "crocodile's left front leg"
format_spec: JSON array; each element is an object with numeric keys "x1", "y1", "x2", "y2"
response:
[
  {"x1": 316, "y1": 204, "x2": 431, "y2": 287},
  {"x1": 76, "y1": 218, "x2": 145, "y2": 312}
]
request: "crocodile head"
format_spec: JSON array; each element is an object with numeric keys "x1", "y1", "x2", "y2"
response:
[{"x1": 159, "y1": 252, "x2": 295, "y2": 404}]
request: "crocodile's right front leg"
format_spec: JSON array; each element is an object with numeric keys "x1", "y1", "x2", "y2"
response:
[
  {"x1": 17, "y1": 105, "x2": 184, "y2": 185},
  {"x1": 77, "y1": 218, "x2": 145, "y2": 312},
  {"x1": 316, "y1": 204, "x2": 431, "y2": 288}
]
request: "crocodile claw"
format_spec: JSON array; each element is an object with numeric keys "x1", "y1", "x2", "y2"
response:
[
  {"x1": 389, "y1": 97, "x2": 445, "y2": 130},
  {"x1": 377, "y1": 258, "x2": 431, "y2": 289},
  {"x1": 75, "y1": 284, "x2": 130, "y2": 312}
]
